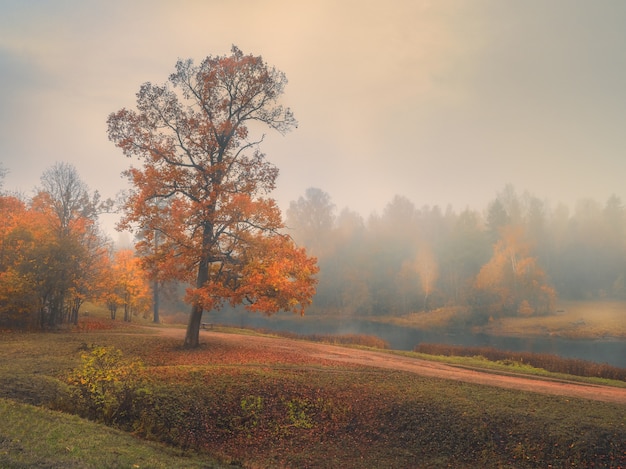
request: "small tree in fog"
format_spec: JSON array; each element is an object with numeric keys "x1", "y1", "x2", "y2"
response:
[{"x1": 474, "y1": 225, "x2": 555, "y2": 316}]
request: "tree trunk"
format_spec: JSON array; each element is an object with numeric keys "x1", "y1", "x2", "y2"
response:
[
  {"x1": 153, "y1": 230, "x2": 160, "y2": 324},
  {"x1": 184, "y1": 303, "x2": 203, "y2": 348},
  {"x1": 184, "y1": 224, "x2": 212, "y2": 348},
  {"x1": 153, "y1": 279, "x2": 160, "y2": 323},
  {"x1": 71, "y1": 298, "x2": 81, "y2": 325}
]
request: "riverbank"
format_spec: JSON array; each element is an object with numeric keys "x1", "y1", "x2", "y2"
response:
[
  {"x1": 477, "y1": 300, "x2": 626, "y2": 340},
  {"x1": 204, "y1": 301, "x2": 626, "y2": 368}
]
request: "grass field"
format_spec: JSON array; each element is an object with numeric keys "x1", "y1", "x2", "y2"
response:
[
  {"x1": 0, "y1": 319, "x2": 624, "y2": 468},
  {"x1": 474, "y1": 300, "x2": 626, "y2": 339},
  {"x1": 385, "y1": 300, "x2": 626, "y2": 339},
  {"x1": 0, "y1": 398, "x2": 227, "y2": 469}
]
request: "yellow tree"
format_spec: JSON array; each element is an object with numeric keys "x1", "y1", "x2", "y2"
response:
[
  {"x1": 108, "y1": 46, "x2": 318, "y2": 347},
  {"x1": 111, "y1": 249, "x2": 151, "y2": 322},
  {"x1": 415, "y1": 243, "x2": 439, "y2": 311},
  {"x1": 98, "y1": 254, "x2": 122, "y2": 320},
  {"x1": 474, "y1": 225, "x2": 555, "y2": 317}
]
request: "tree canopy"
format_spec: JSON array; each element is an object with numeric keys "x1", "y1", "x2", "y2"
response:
[
  {"x1": 107, "y1": 46, "x2": 318, "y2": 347},
  {"x1": 0, "y1": 163, "x2": 114, "y2": 329}
]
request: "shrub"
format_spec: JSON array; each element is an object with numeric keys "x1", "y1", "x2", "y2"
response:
[
  {"x1": 284, "y1": 397, "x2": 314, "y2": 429},
  {"x1": 240, "y1": 395, "x2": 264, "y2": 434},
  {"x1": 66, "y1": 346, "x2": 147, "y2": 425},
  {"x1": 414, "y1": 343, "x2": 626, "y2": 381}
]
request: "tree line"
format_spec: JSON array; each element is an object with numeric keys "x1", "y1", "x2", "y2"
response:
[
  {"x1": 3, "y1": 166, "x2": 625, "y2": 330},
  {"x1": 286, "y1": 186, "x2": 626, "y2": 322},
  {"x1": 3, "y1": 45, "x2": 624, "y2": 338}
]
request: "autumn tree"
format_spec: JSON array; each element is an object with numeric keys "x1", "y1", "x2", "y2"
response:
[
  {"x1": 0, "y1": 187, "x2": 110, "y2": 329},
  {"x1": 0, "y1": 195, "x2": 46, "y2": 328},
  {"x1": 32, "y1": 163, "x2": 112, "y2": 325},
  {"x1": 415, "y1": 243, "x2": 439, "y2": 310},
  {"x1": 66, "y1": 225, "x2": 111, "y2": 324},
  {"x1": 99, "y1": 254, "x2": 122, "y2": 319},
  {"x1": 107, "y1": 46, "x2": 318, "y2": 347},
  {"x1": 367, "y1": 196, "x2": 420, "y2": 313},
  {"x1": 111, "y1": 249, "x2": 150, "y2": 322},
  {"x1": 286, "y1": 187, "x2": 336, "y2": 256},
  {"x1": 438, "y1": 208, "x2": 490, "y2": 304},
  {"x1": 485, "y1": 199, "x2": 509, "y2": 243},
  {"x1": 317, "y1": 207, "x2": 372, "y2": 315},
  {"x1": 474, "y1": 225, "x2": 556, "y2": 317}
]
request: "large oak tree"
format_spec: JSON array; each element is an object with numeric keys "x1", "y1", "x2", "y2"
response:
[{"x1": 108, "y1": 46, "x2": 318, "y2": 347}]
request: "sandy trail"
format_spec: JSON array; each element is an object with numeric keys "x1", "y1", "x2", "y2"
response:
[{"x1": 153, "y1": 326, "x2": 626, "y2": 405}]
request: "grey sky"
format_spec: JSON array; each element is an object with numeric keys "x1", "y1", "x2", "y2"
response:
[{"x1": 1, "y1": 0, "x2": 625, "y2": 236}]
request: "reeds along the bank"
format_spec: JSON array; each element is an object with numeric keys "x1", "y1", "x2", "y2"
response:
[{"x1": 414, "y1": 343, "x2": 626, "y2": 381}]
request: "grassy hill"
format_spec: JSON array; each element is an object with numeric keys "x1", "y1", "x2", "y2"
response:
[
  {"x1": 0, "y1": 322, "x2": 624, "y2": 468},
  {"x1": 0, "y1": 398, "x2": 230, "y2": 468}
]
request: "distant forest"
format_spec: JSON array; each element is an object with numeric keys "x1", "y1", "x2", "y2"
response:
[{"x1": 286, "y1": 185, "x2": 626, "y2": 322}]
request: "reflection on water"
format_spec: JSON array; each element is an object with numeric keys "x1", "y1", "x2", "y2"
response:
[{"x1": 206, "y1": 311, "x2": 626, "y2": 368}]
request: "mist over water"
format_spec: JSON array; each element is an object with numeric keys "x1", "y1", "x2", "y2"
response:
[
  {"x1": 235, "y1": 187, "x2": 626, "y2": 369},
  {"x1": 205, "y1": 310, "x2": 626, "y2": 368}
]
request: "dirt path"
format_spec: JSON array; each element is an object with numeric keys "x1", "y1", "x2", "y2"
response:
[{"x1": 153, "y1": 326, "x2": 626, "y2": 405}]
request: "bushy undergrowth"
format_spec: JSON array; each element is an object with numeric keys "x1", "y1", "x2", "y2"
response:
[
  {"x1": 415, "y1": 343, "x2": 626, "y2": 381},
  {"x1": 65, "y1": 346, "x2": 148, "y2": 424}
]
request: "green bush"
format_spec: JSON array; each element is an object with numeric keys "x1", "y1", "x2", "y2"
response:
[
  {"x1": 284, "y1": 397, "x2": 314, "y2": 429},
  {"x1": 66, "y1": 346, "x2": 147, "y2": 425}
]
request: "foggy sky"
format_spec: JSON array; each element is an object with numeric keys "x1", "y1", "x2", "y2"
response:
[{"x1": 2, "y1": 0, "x2": 626, "y2": 239}]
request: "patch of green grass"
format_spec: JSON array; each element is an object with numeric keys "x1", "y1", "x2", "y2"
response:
[
  {"x1": 0, "y1": 398, "x2": 230, "y2": 468},
  {"x1": 392, "y1": 349, "x2": 626, "y2": 388}
]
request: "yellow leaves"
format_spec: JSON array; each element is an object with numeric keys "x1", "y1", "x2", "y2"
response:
[
  {"x1": 404, "y1": 242, "x2": 439, "y2": 296},
  {"x1": 66, "y1": 346, "x2": 146, "y2": 423},
  {"x1": 517, "y1": 300, "x2": 534, "y2": 317},
  {"x1": 475, "y1": 224, "x2": 556, "y2": 316},
  {"x1": 98, "y1": 249, "x2": 151, "y2": 320}
]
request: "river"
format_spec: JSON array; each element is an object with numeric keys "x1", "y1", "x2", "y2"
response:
[{"x1": 206, "y1": 311, "x2": 626, "y2": 368}]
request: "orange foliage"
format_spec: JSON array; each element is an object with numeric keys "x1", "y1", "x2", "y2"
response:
[
  {"x1": 0, "y1": 196, "x2": 52, "y2": 327},
  {"x1": 109, "y1": 249, "x2": 151, "y2": 321},
  {"x1": 239, "y1": 235, "x2": 318, "y2": 315},
  {"x1": 0, "y1": 182, "x2": 113, "y2": 329},
  {"x1": 475, "y1": 225, "x2": 556, "y2": 316},
  {"x1": 107, "y1": 46, "x2": 316, "y2": 346}
]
